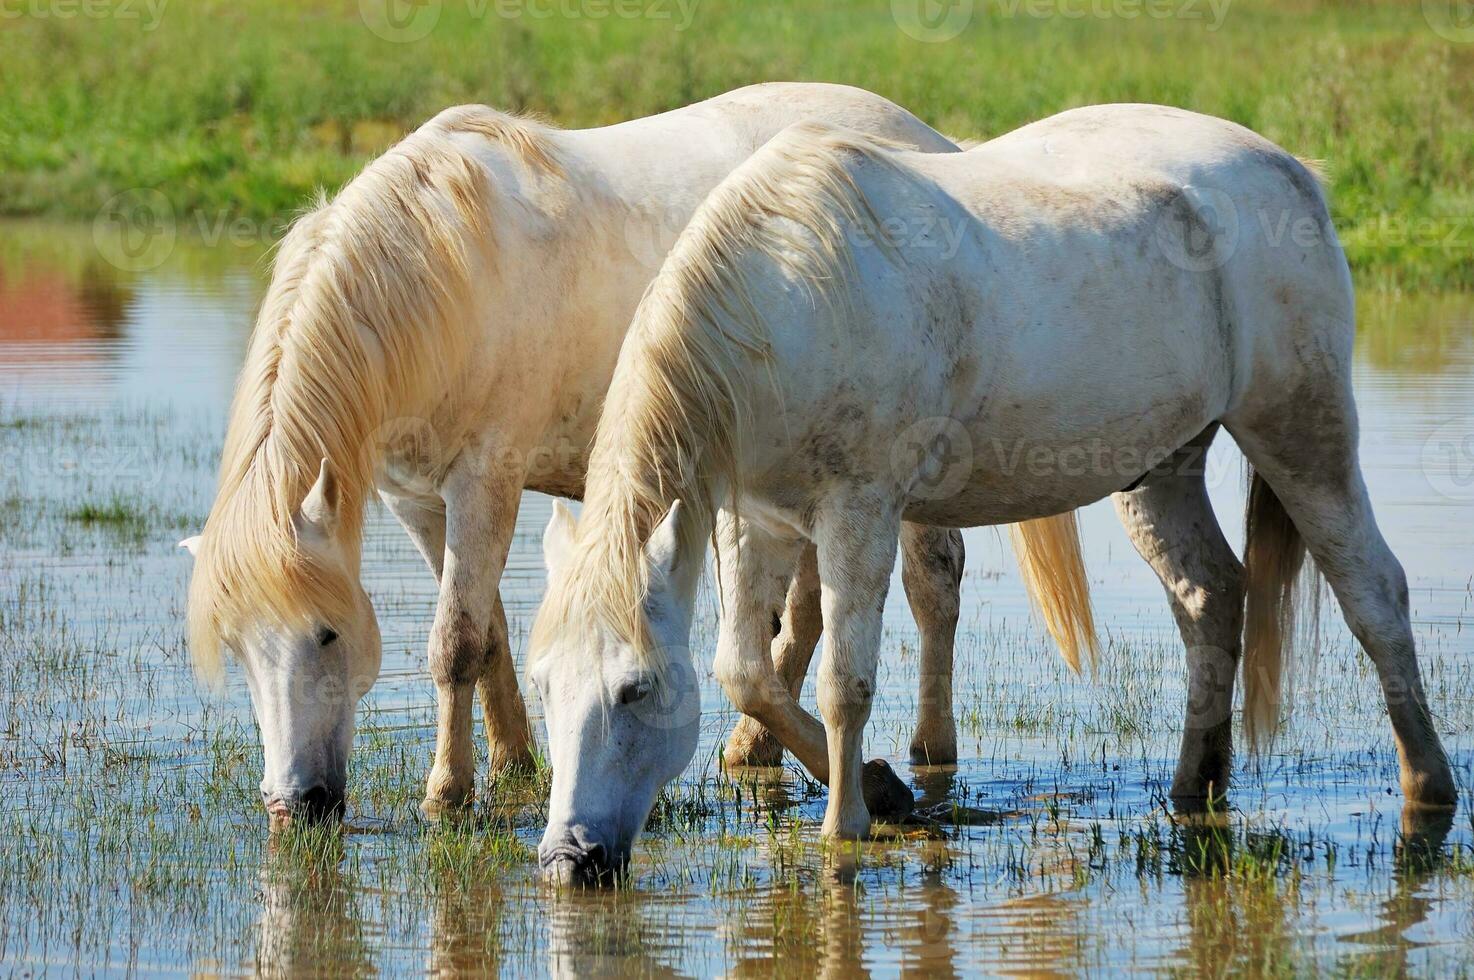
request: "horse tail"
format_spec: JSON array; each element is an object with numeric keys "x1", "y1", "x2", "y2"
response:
[
  {"x1": 1010, "y1": 513, "x2": 1098, "y2": 673},
  {"x1": 1241, "y1": 468, "x2": 1310, "y2": 750}
]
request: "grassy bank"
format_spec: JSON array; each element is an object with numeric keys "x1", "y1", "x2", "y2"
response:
[{"x1": 1, "y1": 0, "x2": 1472, "y2": 289}]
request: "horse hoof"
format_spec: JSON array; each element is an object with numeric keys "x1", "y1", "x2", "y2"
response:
[
  {"x1": 723, "y1": 724, "x2": 786, "y2": 768},
  {"x1": 908, "y1": 739, "x2": 958, "y2": 767},
  {"x1": 420, "y1": 794, "x2": 473, "y2": 822},
  {"x1": 486, "y1": 747, "x2": 539, "y2": 780},
  {"x1": 862, "y1": 759, "x2": 914, "y2": 821}
]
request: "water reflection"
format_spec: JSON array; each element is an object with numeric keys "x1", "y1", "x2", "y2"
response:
[
  {"x1": 975, "y1": 891, "x2": 1086, "y2": 976},
  {"x1": 255, "y1": 834, "x2": 373, "y2": 979},
  {"x1": 0, "y1": 258, "x2": 132, "y2": 347},
  {"x1": 545, "y1": 889, "x2": 683, "y2": 978},
  {"x1": 429, "y1": 884, "x2": 511, "y2": 976},
  {"x1": 1335, "y1": 808, "x2": 1456, "y2": 976},
  {"x1": 2, "y1": 223, "x2": 1471, "y2": 974}
]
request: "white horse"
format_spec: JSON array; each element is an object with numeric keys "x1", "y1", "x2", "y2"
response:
[
  {"x1": 530, "y1": 104, "x2": 1457, "y2": 882},
  {"x1": 180, "y1": 83, "x2": 1088, "y2": 824}
]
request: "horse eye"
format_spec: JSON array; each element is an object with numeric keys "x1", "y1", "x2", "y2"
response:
[
  {"x1": 619, "y1": 681, "x2": 652, "y2": 706},
  {"x1": 317, "y1": 627, "x2": 339, "y2": 647}
]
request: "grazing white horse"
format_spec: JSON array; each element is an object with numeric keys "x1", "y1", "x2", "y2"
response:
[
  {"x1": 180, "y1": 82, "x2": 1089, "y2": 824},
  {"x1": 530, "y1": 104, "x2": 1457, "y2": 881}
]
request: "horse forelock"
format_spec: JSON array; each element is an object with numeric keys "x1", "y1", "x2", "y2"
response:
[{"x1": 188, "y1": 105, "x2": 561, "y2": 684}]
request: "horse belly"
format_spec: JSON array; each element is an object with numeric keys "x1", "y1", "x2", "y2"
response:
[{"x1": 902, "y1": 303, "x2": 1226, "y2": 525}]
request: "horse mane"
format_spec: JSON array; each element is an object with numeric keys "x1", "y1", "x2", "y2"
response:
[
  {"x1": 529, "y1": 123, "x2": 901, "y2": 674},
  {"x1": 188, "y1": 105, "x2": 560, "y2": 683}
]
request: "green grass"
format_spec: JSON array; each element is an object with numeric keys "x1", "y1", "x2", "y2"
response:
[
  {"x1": 65, "y1": 500, "x2": 147, "y2": 528},
  {"x1": 1, "y1": 0, "x2": 1472, "y2": 288}
]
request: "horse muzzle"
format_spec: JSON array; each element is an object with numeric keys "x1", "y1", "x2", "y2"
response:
[
  {"x1": 539, "y1": 834, "x2": 623, "y2": 887},
  {"x1": 263, "y1": 784, "x2": 345, "y2": 830}
]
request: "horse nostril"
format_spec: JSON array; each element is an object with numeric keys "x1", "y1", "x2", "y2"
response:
[
  {"x1": 580, "y1": 842, "x2": 609, "y2": 871},
  {"x1": 264, "y1": 785, "x2": 344, "y2": 826},
  {"x1": 299, "y1": 785, "x2": 344, "y2": 821}
]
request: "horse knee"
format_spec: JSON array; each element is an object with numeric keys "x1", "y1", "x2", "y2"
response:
[
  {"x1": 714, "y1": 659, "x2": 780, "y2": 718},
  {"x1": 901, "y1": 528, "x2": 964, "y2": 624},
  {"x1": 429, "y1": 610, "x2": 487, "y2": 688},
  {"x1": 817, "y1": 665, "x2": 875, "y2": 726}
]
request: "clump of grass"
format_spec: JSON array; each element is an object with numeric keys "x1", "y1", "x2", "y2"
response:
[
  {"x1": 65, "y1": 500, "x2": 146, "y2": 528},
  {"x1": 64, "y1": 498, "x2": 150, "y2": 544}
]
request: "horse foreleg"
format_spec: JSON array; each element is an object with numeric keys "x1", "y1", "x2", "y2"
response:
[
  {"x1": 724, "y1": 544, "x2": 823, "y2": 768},
  {"x1": 814, "y1": 496, "x2": 902, "y2": 840},
  {"x1": 422, "y1": 454, "x2": 527, "y2": 816},
  {"x1": 713, "y1": 516, "x2": 831, "y2": 780}
]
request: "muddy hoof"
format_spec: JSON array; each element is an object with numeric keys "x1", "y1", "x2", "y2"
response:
[
  {"x1": 486, "y1": 748, "x2": 539, "y2": 780},
  {"x1": 862, "y1": 759, "x2": 914, "y2": 821},
  {"x1": 723, "y1": 716, "x2": 787, "y2": 768},
  {"x1": 908, "y1": 739, "x2": 958, "y2": 767},
  {"x1": 419, "y1": 794, "x2": 473, "y2": 822}
]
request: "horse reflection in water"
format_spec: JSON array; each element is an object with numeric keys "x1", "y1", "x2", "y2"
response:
[
  {"x1": 544, "y1": 890, "x2": 681, "y2": 978},
  {"x1": 253, "y1": 834, "x2": 371, "y2": 978}
]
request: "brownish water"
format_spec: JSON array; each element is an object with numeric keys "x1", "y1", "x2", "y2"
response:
[{"x1": 1, "y1": 222, "x2": 1472, "y2": 975}]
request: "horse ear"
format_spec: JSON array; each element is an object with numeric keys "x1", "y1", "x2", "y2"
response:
[
  {"x1": 542, "y1": 499, "x2": 578, "y2": 575},
  {"x1": 179, "y1": 536, "x2": 202, "y2": 558},
  {"x1": 297, "y1": 458, "x2": 339, "y2": 536},
  {"x1": 643, "y1": 500, "x2": 687, "y2": 589}
]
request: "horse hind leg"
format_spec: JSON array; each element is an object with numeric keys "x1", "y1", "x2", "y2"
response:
[
  {"x1": 478, "y1": 593, "x2": 536, "y2": 777},
  {"x1": 1112, "y1": 427, "x2": 1243, "y2": 806},
  {"x1": 900, "y1": 523, "x2": 964, "y2": 765},
  {"x1": 1226, "y1": 376, "x2": 1457, "y2": 808}
]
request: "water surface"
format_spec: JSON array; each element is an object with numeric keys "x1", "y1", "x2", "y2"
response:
[{"x1": 1, "y1": 222, "x2": 1472, "y2": 975}]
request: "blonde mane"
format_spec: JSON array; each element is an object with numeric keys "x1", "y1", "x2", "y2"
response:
[
  {"x1": 188, "y1": 105, "x2": 560, "y2": 682},
  {"x1": 530, "y1": 123, "x2": 902, "y2": 672}
]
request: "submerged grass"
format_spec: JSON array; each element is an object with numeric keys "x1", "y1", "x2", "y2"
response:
[{"x1": 1, "y1": 0, "x2": 1472, "y2": 288}]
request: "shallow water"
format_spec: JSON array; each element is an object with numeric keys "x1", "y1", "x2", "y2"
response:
[{"x1": 1, "y1": 221, "x2": 1472, "y2": 975}]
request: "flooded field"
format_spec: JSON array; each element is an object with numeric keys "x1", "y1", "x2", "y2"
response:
[{"x1": 2, "y1": 220, "x2": 1473, "y2": 975}]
